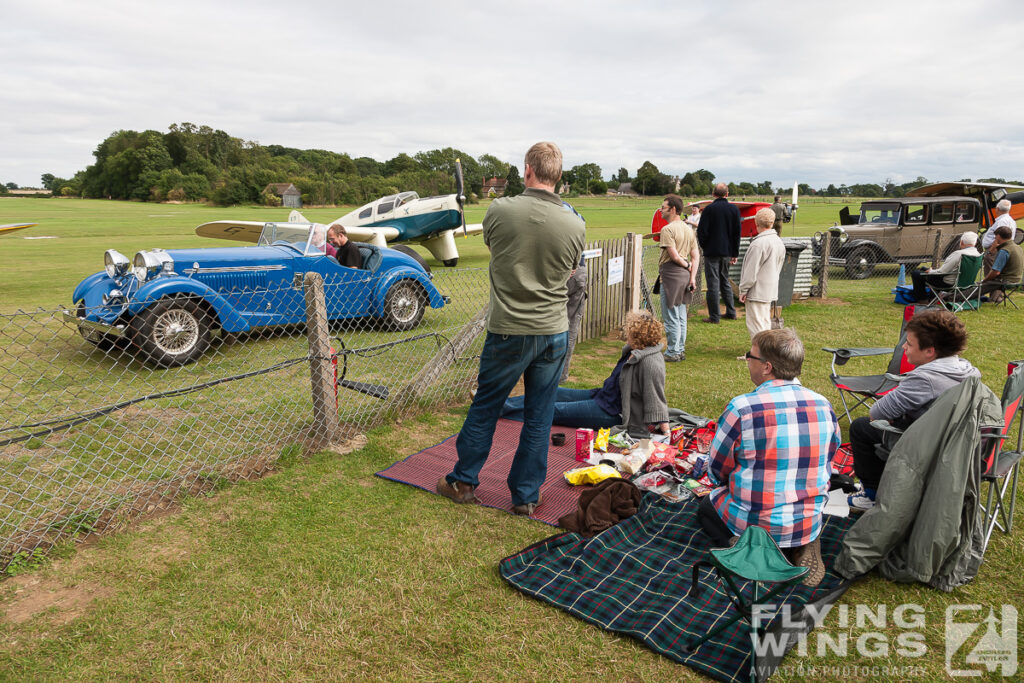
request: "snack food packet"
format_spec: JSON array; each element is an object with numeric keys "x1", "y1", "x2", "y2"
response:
[
  {"x1": 594, "y1": 428, "x2": 610, "y2": 453},
  {"x1": 563, "y1": 464, "x2": 621, "y2": 486}
]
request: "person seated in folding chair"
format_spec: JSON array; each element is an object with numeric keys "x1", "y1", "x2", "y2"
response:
[
  {"x1": 848, "y1": 310, "x2": 980, "y2": 512},
  {"x1": 979, "y1": 225, "x2": 1023, "y2": 304},
  {"x1": 697, "y1": 328, "x2": 840, "y2": 586},
  {"x1": 500, "y1": 310, "x2": 670, "y2": 437},
  {"x1": 909, "y1": 231, "x2": 979, "y2": 302}
]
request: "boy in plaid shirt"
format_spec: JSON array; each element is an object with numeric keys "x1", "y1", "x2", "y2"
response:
[{"x1": 698, "y1": 328, "x2": 840, "y2": 586}]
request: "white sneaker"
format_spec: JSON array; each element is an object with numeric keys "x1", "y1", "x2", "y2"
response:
[{"x1": 847, "y1": 490, "x2": 876, "y2": 513}]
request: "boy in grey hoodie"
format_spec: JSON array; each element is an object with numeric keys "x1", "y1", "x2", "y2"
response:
[{"x1": 848, "y1": 310, "x2": 980, "y2": 511}]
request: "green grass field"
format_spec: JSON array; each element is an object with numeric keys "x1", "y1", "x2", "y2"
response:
[{"x1": 1, "y1": 196, "x2": 1021, "y2": 682}]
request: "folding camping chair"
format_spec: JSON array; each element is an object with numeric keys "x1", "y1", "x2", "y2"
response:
[
  {"x1": 992, "y1": 280, "x2": 1022, "y2": 309},
  {"x1": 929, "y1": 253, "x2": 983, "y2": 312},
  {"x1": 684, "y1": 526, "x2": 809, "y2": 683},
  {"x1": 822, "y1": 304, "x2": 934, "y2": 424},
  {"x1": 979, "y1": 361, "x2": 1024, "y2": 549}
]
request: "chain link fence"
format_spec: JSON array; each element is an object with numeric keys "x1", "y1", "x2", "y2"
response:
[{"x1": 0, "y1": 265, "x2": 490, "y2": 570}]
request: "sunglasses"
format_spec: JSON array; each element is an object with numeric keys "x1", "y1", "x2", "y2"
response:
[{"x1": 745, "y1": 351, "x2": 764, "y2": 361}]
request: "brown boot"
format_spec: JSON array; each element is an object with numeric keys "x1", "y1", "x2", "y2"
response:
[
  {"x1": 436, "y1": 477, "x2": 479, "y2": 504},
  {"x1": 791, "y1": 538, "x2": 825, "y2": 587},
  {"x1": 512, "y1": 492, "x2": 542, "y2": 516}
]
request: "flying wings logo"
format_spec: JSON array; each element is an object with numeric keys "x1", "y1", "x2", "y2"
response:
[{"x1": 946, "y1": 604, "x2": 1017, "y2": 677}]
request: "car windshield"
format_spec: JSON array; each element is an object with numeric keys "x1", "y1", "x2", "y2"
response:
[
  {"x1": 859, "y1": 204, "x2": 901, "y2": 224},
  {"x1": 257, "y1": 223, "x2": 324, "y2": 256}
]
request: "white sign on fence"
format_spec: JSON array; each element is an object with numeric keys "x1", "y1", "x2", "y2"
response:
[
  {"x1": 608, "y1": 256, "x2": 624, "y2": 285},
  {"x1": 583, "y1": 248, "x2": 602, "y2": 260}
]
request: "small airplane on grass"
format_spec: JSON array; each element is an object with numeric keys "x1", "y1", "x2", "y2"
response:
[
  {"x1": 0, "y1": 223, "x2": 37, "y2": 236},
  {"x1": 196, "y1": 161, "x2": 483, "y2": 267}
]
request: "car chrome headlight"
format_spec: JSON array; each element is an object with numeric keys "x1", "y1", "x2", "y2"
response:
[
  {"x1": 838, "y1": 231, "x2": 850, "y2": 245},
  {"x1": 133, "y1": 251, "x2": 164, "y2": 282},
  {"x1": 812, "y1": 232, "x2": 823, "y2": 245},
  {"x1": 104, "y1": 249, "x2": 130, "y2": 278}
]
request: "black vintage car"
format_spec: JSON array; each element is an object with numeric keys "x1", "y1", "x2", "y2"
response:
[{"x1": 814, "y1": 183, "x2": 1024, "y2": 279}]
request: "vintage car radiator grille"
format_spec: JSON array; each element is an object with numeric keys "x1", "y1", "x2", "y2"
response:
[{"x1": 194, "y1": 271, "x2": 269, "y2": 292}]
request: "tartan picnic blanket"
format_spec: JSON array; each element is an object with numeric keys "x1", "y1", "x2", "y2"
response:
[{"x1": 500, "y1": 494, "x2": 856, "y2": 683}]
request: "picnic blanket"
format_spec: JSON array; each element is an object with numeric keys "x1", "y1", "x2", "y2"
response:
[
  {"x1": 500, "y1": 495, "x2": 856, "y2": 683},
  {"x1": 375, "y1": 418, "x2": 587, "y2": 526}
]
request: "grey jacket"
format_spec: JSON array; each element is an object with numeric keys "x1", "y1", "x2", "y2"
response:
[
  {"x1": 870, "y1": 355, "x2": 980, "y2": 423},
  {"x1": 619, "y1": 344, "x2": 669, "y2": 436},
  {"x1": 836, "y1": 377, "x2": 1001, "y2": 591},
  {"x1": 739, "y1": 230, "x2": 785, "y2": 302}
]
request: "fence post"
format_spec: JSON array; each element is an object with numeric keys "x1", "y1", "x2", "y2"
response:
[
  {"x1": 304, "y1": 272, "x2": 340, "y2": 446},
  {"x1": 819, "y1": 237, "x2": 830, "y2": 298},
  {"x1": 625, "y1": 232, "x2": 642, "y2": 314},
  {"x1": 931, "y1": 229, "x2": 943, "y2": 268}
]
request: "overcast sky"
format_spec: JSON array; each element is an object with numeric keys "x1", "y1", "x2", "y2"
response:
[{"x1": 2, "y1": 0, "x2": 1022, "y2": 189}]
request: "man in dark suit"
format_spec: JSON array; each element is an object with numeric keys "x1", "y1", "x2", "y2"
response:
[{"x1": 696, "y1": 183, "x2": 741, "y2": 323}]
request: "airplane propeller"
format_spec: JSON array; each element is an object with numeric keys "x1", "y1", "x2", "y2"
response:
[{"x1": 455, "y1": 158, "x2": 467, "y2": 237}]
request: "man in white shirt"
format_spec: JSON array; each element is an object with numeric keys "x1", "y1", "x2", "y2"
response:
[
  {"x1": 909, "y1": 231, "x2": 979, "y2": 301},
  {"x1": 982, "y1": 199, "x2": 1017, "y2": 273}
]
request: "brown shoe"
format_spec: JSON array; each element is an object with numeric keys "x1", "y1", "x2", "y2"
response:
[
  {"x1": 701, "y1": 317, "x2": 720, "y2": 324},
  {"x1": 791, "y1": 538, "x2": 825, "y2": 587},
  {"x1": 512, "y1": 492, "x2": 542, "y2": 516},
  {"x1": 436, "y1": 477, "x2": 479, "y2": 504}
]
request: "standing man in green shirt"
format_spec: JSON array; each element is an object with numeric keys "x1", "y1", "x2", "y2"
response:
[{"x1": 438, "y1": 142, "x2": 586, "y2": 515}]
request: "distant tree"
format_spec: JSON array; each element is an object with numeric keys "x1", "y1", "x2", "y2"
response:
[
  {"x1": 477, "y1": 153, "x2": 509, "y2": 180},
  {"x1": 505, "y1": 165, "x2": 524, "y2": 197},
  {"x1": 634, "y1": 161, "x2": 671, "y2": 196},
  {"x1": 679, "y1": 183, "x2": 693, "y2": 196},
  {"x1": 414, "y1": 148, "x2": 482, "y2": 195},
  {"x1": 617, "y1": 167, "x2": 630, "y2": 183},
  {"x1": 353, "y1": 156, "x2": 382, "y2": 176},
  {"x1": 382, "y1": 153, "x2": 419, "y2": 176},
  {"x1": 5, "y1": 181, "x2": 17, "y2": 190},
  {"x1": 589, "y1": 179, "x2": 608, "y2": 195},
  {"x1": 567, "y1": 163, "x2": 601, "y2": 194}
]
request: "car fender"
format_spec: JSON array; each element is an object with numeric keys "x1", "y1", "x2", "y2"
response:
[
  {"x1": 72, "y1": 272, "x2": 111, "y2": 303},
  {"x1": 371, "y1": 268, "x2": 446, "y2": 316},
  {"x1": 843, "y1": 238, "x2": 893, "y2": 262},
  {"x1": 128, "y1": 277, "x2": 252, "y2": 333}
]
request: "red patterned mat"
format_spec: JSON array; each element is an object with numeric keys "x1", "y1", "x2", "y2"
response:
[{"x1": 375, "y1": 419, "x2": 586, "y2": 526}]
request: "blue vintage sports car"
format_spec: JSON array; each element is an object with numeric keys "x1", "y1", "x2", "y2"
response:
[{"x1": 64, "y1": 222, "x2": 448, "y2": 367}]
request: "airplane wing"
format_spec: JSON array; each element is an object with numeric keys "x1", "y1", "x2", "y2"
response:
[
  {"x1": 195, "y1": 220, "x2": 264, "y2": 243},
  {"x1": 344, "y1": 224, "x2": 401, "y2": 247},
  {"x1": 0, "y1": 223, "x2": 37, "y2": 236},
  {"x1": 460, "y1": 223, "x2": 484, "y2": 237}
]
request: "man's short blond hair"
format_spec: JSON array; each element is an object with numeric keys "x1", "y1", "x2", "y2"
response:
[
  {"x1": 755, "y1": 207, "x2": 776, "y2": 229},
  {"x1": 524, "y1": 142, "x2": 563, "y2": 186},
  {"x1": 327, "y1": 223, "x2": 347, "y2": 239}
]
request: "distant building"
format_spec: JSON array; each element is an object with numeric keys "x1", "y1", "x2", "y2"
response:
[
  {"x1": 263, "y1": 183, "x2": 302, "y2": 208},
  {"x1": 613, "y1": 182, "x2": 638, "y2": 196},
  {"x1": 481, "y1": 177, "x2": 508, "y2": 197}
]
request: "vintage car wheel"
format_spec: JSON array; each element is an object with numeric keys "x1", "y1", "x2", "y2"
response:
[
  {"x1": 130, "y1": 296, "x2": 211, "y2": 367},
  {"x1": 75, "y1": 302, "x2": 119, "y2": 351},
  {"x1": 844, "y1": 246, "x2": 877, "y2": 280},
  {"x1": 392, "y1": 245, "x2": 431, "y2": 274},
  {"x1": 381, "y1": 280, "x2": 426, "y2": 331}
]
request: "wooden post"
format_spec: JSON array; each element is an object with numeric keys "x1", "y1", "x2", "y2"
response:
[
  {"x1": 398, "y1": 304, "x2": 488, "y2": 405},
  {"x1": 932, "y1": 229, "x2": 943, "y2": 268},
  {"x1": 304, "y1": 272, "x2": 340, "y2": 446},
  {"x1": 625, "y1": 232, "x2": 642, "y2": 314},
  {"x1": 819, "y1": 237, "x2": 830, "y2": 298}
]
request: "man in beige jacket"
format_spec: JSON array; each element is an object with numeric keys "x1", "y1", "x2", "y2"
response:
[{"x1": 739, "y1": 208, "x2": 785, "y2": 340}]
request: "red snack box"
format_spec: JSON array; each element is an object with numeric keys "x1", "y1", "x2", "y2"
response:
[{"x1": 575, "y1": 428, "x2": 594, "y2": 462}]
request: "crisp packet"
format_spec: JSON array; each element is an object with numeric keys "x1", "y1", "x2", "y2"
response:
[
  {"x1": 633, "y1": 470, "x2": 674, "y2": 495},
  {"x1": 608, "y1": 430, "x2": 634, "y2": 449},
  {"x1": 563, "y1": 464, "x2": 621, "y2": 486},
  {"x1": 594, "y1": 427, "x2": 610, "y2": 453},
  {"x1": 683, "y1": 478, "x2": 713, "y2": 497},
  {"x1": 646, "y1": 441, "x2": 678, "y2": 468}
]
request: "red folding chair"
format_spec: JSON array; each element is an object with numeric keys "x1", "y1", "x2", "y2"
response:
[{"x1": 980, "y1": 361, "x2": 1024, "y2": 549}]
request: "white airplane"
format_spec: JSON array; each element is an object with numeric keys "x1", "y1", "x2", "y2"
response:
[{"x1": 196, "y1": 161, "x2": 483, "y2": 266}]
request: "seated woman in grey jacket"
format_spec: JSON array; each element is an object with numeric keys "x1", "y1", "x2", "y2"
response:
[{"x1": 501, "y1": 311, "x2": 670, "y2": 436}]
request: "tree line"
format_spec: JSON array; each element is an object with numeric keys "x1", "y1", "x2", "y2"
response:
[{"x1": 6, "y1": 123, "x2": 1021, "y2": 205}]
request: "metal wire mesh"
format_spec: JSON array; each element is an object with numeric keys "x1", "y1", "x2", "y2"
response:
[{"x1": 0, "y1": 266, "x2": 488, "y2": 570}]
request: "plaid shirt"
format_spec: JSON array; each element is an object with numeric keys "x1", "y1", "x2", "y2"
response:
[{"x1": 707, "y1": 379, "x2": 839, "y2": 548}]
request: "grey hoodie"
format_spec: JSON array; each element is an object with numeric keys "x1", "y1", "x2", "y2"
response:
[{"x1": 869, "y1": 355, "x2": 981, "y2": 423}]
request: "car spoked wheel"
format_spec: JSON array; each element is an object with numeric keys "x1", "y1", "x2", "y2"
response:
[
  {"x1": 844, "y1": 246, "x2": 877, "y2": 280},
  {"x1": 131, "y1": 296, "x2": 211, "y2": 367},
  {"x1": 381, "y1": 281, "x2": 425, "y2": 331}
]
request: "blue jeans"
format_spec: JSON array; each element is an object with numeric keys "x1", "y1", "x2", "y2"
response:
[
  {"x1": 448, "y1": 331, "x2": 567, "y2": 506},
  {"x1": 502, "y1": 387, "x2": 619, "y2": 429},
  {"x1": 703, "y1": 256, "x2": 736, "y2": 321},
  {"x1": 661, "y1": 296, "x2": 687, "y2": 356}
]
